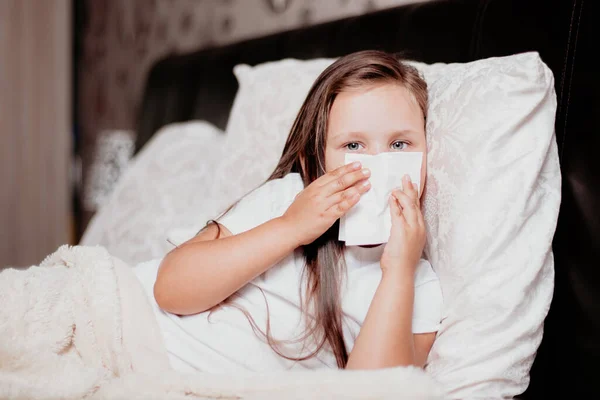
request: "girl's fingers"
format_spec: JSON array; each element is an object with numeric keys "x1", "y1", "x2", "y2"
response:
[
  {"x1": 317, "y1": 162, "x2": 362, "y2": 187},
  {"x1": 389, "y1": 194, "x2": 407, "y2": 225},
  {"x1": 412, "y1": 182, "x2": 421, "y2": 204},
  {"x1": 408, "y1": 180, "x2": 425, "y2": 228},
  {"x1": 392, "y1": 189, "x2": 419, "y2": 228},
  {"x1": 416, "y1": 198, "x2": 425, "y2": 227},
  {"x1": 324, "y1": 179, "x2": 370, "y2": 209},
  {"x1": 322, "y1": 168, "x2": 371, "y2": 197},
  {"x1": 326, "y1": 189, "x2": 361, "y2": 217},
  {"x1": 403, "y1": 175, "x2": 419, "y2": 204},
  {"x1": 389, "y1": 195, "x2": 401, "y2": 218}
]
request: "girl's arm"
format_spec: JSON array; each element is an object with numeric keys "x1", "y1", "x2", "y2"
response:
[
  {"x1": 347, "y1": 175, "x2": 435, "y2": 369},
  {"x1": 154, "y1": 162, "x2": 371, "y2": 316},
  {"x1": 346, "y1": 268, "x2": 415, "y2": 368},
  {"x1": 154, "y1": 217, "x2": 300, "y2": 316},
  {"x1": 345, "y1": 267, "x2": 435, "y2": 369}
]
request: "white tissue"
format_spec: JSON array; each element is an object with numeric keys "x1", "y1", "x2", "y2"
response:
[{"x1": 339, "y1": 152, "x2": 423, "y2": 246}]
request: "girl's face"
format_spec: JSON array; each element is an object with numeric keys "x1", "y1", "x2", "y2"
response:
[{"x1": 325, "y1": 84, "x2": 427, "y2": 198}]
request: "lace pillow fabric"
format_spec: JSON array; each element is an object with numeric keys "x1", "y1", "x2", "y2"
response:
[
  {"x1": 419, "y1": 54, "x2": 559, "y2": 398},
  {"x1": 217, "y1": 53, "x2": 560, "y2": 398},
  {"x1": 80, "y1": 121, "x2": 227, "y2": 265}
]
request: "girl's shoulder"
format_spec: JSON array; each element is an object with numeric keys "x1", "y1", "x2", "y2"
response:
[
  {"x1": 261, "y1": 172, "x2": 304, "y2": 193},
  {"x1": 217, "y1": 173, "x2": 304, "y2": 235},
  {"x1": 247, "y1": 173, "x2": 304, "y2": 208}
]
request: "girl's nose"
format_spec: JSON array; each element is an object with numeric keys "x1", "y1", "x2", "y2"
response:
[{"x1": 367, "y1": 144, "x2": 386, "y2": 155}]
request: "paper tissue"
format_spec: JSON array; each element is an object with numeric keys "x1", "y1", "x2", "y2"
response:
[{"x1": 339, "y1": 152, "x2": 423, "y2": 246}]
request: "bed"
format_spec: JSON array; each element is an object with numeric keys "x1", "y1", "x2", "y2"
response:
[
  {"x1": 0, "y1": 0, "x2": 588, "y2": 398},
  {"x1": 123, "y1": 0, "x2": 597, "y2": 398}
]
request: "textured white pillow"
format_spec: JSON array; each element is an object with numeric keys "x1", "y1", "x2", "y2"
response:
[
  {"x1": 80, "y1": 121, "x2": 227, "y2": 265},
  {"x1": 208, "y1": 58, "x2": 337, "y2": 214},
  {"x1": 216, "y1": 53, "x2": 560, "y2": 399},
  {"x1": 420, "y1": 54, "x2": 559, "y2": 398}
]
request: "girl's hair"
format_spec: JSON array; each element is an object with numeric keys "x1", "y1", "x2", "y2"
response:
[{"x1": 208, "y1": 50, "x2": 428, "y2": 368}]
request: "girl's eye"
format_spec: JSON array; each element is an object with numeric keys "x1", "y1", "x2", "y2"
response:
[
  {"x1": 345, "y1": 142, "x2": 361, "y2": 151},
  {"x1": 391, "y1": 141, "x2": 408, "y2": 150}
]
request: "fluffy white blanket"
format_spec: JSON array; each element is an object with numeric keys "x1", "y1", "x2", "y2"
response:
[{"x1": 0, "y1": 245, "x2": 445, "y2": 400}]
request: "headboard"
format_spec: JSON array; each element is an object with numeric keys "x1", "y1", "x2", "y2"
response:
[{"x1": 135, "y1": 0, "x2": 597, "y2": 398}]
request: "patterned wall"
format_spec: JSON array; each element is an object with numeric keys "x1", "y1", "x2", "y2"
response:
[
  {"x1": 77, "y1": 0, "x2": 427, "y2": 230},
  {"x1": 79, "y1": 0, "x2": 426, "y2": 137}
]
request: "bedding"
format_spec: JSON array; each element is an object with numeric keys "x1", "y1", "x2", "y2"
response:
[
  {"x1": 0, "y1": 245, "x2": 445, "y2": 400},
  {"x1": 77, "y1": 51, "x2": 560, "y2": 398}
]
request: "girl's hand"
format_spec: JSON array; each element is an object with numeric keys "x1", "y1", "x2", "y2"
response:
[
  {"x1": 282, "y1": 162, "x2": 371, "y2": 246},
  {"x1": 381, "y1": 175, "x2": 426, "y2": 278}
]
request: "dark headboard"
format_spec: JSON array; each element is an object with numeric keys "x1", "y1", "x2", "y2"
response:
[{"x1": 136, "y1": 0, "x2": 597, "y2": 398}]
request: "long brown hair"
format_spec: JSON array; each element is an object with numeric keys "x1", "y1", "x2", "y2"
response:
[{"x1": 210, "y1": 50, "x2": 428, "y2": 368}]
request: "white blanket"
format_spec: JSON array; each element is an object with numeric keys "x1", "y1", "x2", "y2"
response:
[{"x1": 0, "y1": 245, "x2": 445, "y2": 400}]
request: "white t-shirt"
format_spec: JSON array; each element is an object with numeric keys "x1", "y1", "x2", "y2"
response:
[{"x1": 133, "y1": 173, "x2": 443, "y2": 373}]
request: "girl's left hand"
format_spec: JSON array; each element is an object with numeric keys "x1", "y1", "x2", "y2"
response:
[{"x1": 381, "y1": 175, "x2": 426, "y2": 278}]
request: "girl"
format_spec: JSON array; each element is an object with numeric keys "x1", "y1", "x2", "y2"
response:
[{"x1": 135, "y1": 50, "x2": 443, "y2": 373}]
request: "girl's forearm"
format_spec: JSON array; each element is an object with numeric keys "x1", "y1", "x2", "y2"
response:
[
  {"x1": 346, "y1": 269, "x2": 415, "y2": 369},
  {"x1": 154, "y1": 216, "x2": 300, "y2": 315}
]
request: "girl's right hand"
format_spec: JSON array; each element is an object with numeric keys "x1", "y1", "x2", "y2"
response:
[{"x1": 281, "y1": 162, "x2": 371, "y2": 246}]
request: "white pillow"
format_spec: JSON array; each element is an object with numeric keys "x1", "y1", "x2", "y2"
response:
[
  {"x1": 80, "y1": 121, "x2": 227, "y2": 265},
  {"x1": 216, "y1": 53, "x2": 560, "y2": 398},
  {"x1": 208, "y1": 59, "x2": 337, "y2": 213}
]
